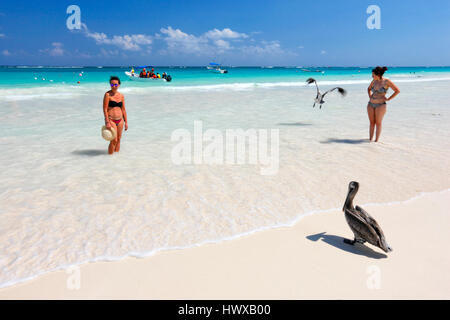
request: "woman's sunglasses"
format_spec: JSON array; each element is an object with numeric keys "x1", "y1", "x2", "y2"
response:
[{"x1": 110, "y1": 83, "x2": 119, "y2": 87}]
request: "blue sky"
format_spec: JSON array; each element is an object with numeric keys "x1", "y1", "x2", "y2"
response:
[{"x1": 0, "y1": 0, "x2": 449, "y2": 66}]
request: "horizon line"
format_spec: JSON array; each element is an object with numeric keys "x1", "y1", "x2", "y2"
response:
[{"x1": 1, "y1": 65, "x2": 449, "y2": 68}]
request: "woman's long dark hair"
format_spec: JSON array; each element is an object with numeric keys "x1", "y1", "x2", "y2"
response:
[{"x1": 372, "y1": 66, "x2": 388, "y2": 77}]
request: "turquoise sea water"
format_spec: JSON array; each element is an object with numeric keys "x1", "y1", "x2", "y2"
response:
[{"x1": 1, "y1": 66, "x2": 450, "y2": 88}]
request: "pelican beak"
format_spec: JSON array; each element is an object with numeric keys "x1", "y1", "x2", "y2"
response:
[
  {"x1": 343, "y1": 187, "x2": 353, "y2": 211},
  {"x1": 342, "y1": 197, "x2": 348, "y2": 212}
]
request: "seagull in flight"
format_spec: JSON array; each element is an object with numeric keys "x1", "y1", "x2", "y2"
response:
[{"x1": 306, "y1": 78, "x2": 346, "y2": 109}]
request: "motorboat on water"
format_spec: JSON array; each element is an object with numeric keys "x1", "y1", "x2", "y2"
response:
[
  {"x1": 125, "y1": 71, "x2": 171, "y2": 81},
  {"x1": 125, "y1": 66, "x2": 172, "y2": 82},
  {"x1": 207, "y1": 62, "x2": 228, "y2": 74}
]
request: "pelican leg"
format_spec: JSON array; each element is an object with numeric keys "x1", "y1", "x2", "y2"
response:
[
  {"x1": 343, "y1": 238, "x2": 356, "y2": 245},
  {"x1": 313, "y1": 102, "x2": 316, "y2": 108}
]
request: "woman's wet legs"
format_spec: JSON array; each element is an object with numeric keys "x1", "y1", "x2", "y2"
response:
[
  {"x1": 367, "y1": 105, "x2": 376, "y2": 141},
  {"x1": 374, "y1": 105, "x2": 387, "y2": 142}
]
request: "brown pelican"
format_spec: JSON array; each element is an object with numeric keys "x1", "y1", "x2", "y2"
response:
[
  {"x1": 342, "y1": 181, "x2": 393, "y2": 253},
  {"x1": 306, "y1": 78, "x2": 346, "y2": 109}
]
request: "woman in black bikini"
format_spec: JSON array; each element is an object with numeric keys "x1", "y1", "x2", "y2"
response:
[
  {"x1": 367, "y1": 66, "x2": 400, "y2": 142},
  {"x1": 103, "y1": 76, "x2": 128, "y2": 154}
]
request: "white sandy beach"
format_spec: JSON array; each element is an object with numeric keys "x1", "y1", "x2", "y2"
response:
[{"x1": 1, "y1": 190, "x2": 448, "y2": 299}]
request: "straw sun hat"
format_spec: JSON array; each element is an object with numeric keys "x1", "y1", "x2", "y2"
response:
[{"x1": 101, "y1": 125, "x2": 117, "y2": 141}]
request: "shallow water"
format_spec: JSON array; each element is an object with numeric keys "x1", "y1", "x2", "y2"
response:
[{"x1": 0, "y1": 67, "x2": 450, "y2": 288}]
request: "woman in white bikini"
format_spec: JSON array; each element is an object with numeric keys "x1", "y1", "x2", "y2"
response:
[
  {"x1": 367, "y1": 66, "x2": 400, "y2": 142},
  {"x1": 103, "y1": 76, "x2": 128, "y2": 154}
]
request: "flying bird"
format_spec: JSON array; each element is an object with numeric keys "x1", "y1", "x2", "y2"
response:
[
  {"x1": 306, "y1": 78, "x2": 346, "y2": 108},
  {"x1": 342, "y1": 181, "x2": 393, "y2": 253}
]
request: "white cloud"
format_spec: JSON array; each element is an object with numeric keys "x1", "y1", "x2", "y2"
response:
[
  {"x1": 50, "y1": 42, "x2": 64, "y2": 56},
  {"x1": 203, "y1": 28, "x2": 248, "y2": 40},
  {"x1": 40, "y1": 42, "x2": 65, "y2": 56},
  {"x1": 81, "y1": 24, "x2": 152, "y2": 51},
  {"x1": 321, "y1": 50, "x2": 327, "y2": 55},
  {"x1": 159, "y1": 26, "x2": 275, "y2": 56},
  {"x1": 160, "y1": 26, "x2": 187, "y2": 40},
  {"x1": 159, "y1": 26, "x2": 207, "y2": 54},
  {"x1": 214, "y1": 39, "x2": 231, "y2": 50},
  {"x1": 2, "y1": 49, "x2": 11, "y2": 56},
  {"x1": 241, "y1": 41, "x2": 285, "y2": 55},
  {"x1": 73, "y1": 24, "x2": 291, "y2": 61},
  {"x1": 0, "y1": 33, "x2": 5, "y2": 38}
]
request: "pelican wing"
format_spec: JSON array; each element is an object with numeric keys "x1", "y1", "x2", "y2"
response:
[
  {"x1": 356, "y1": 206, "x2": 392, "y2": 252},
  {"x1": 355, "y1": 205, "x2": 376, "y2": 223},
  {"x1": 306, "y1": 78, "x2": 319, "y2": 95},
  {"x1": 323, "y1": 87, "x2": 347, "y2": 97},
  {"x1": 344, "y1": 208, "x2": 380, "y2": 244},
  {"x1": 345, "y1": 207, "x2": 372, "y2": 227},
  {"x1": 355, "y1": 205, "x2": 386, "y2": 236}
]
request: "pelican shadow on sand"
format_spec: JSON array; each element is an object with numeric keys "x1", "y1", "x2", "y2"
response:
[
  {"x1": 306, "y1": 232, "x2": 387, "y2": 259},
  {"x1": 72, "y1": 149, "x2": 108, "y2": 157}
]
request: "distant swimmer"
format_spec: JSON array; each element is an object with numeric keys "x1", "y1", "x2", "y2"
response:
[
  {"x1": 306, "y1": 78, "x2": 346, "y2": 109},
  {"x1": 367, "y1": 66, "x2": 400, "y2": 142},
  {"x1": 103, "y1": 76, "x2": 128, "y2": 155},
  {"x1": 342, "y1": 181, "x2": 392, "y2": 253}
]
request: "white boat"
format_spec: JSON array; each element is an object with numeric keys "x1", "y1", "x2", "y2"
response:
[
  {"x1": 124, "y1": 71, "x2": 171, "y2": 82},
  {"x1": 207, "y1": 63, "x2": 228, "y2": 74}
]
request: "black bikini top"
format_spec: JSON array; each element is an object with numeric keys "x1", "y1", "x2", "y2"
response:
[{"x1": 108, "y1": 100, "x2": 123, "y2": 108}]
